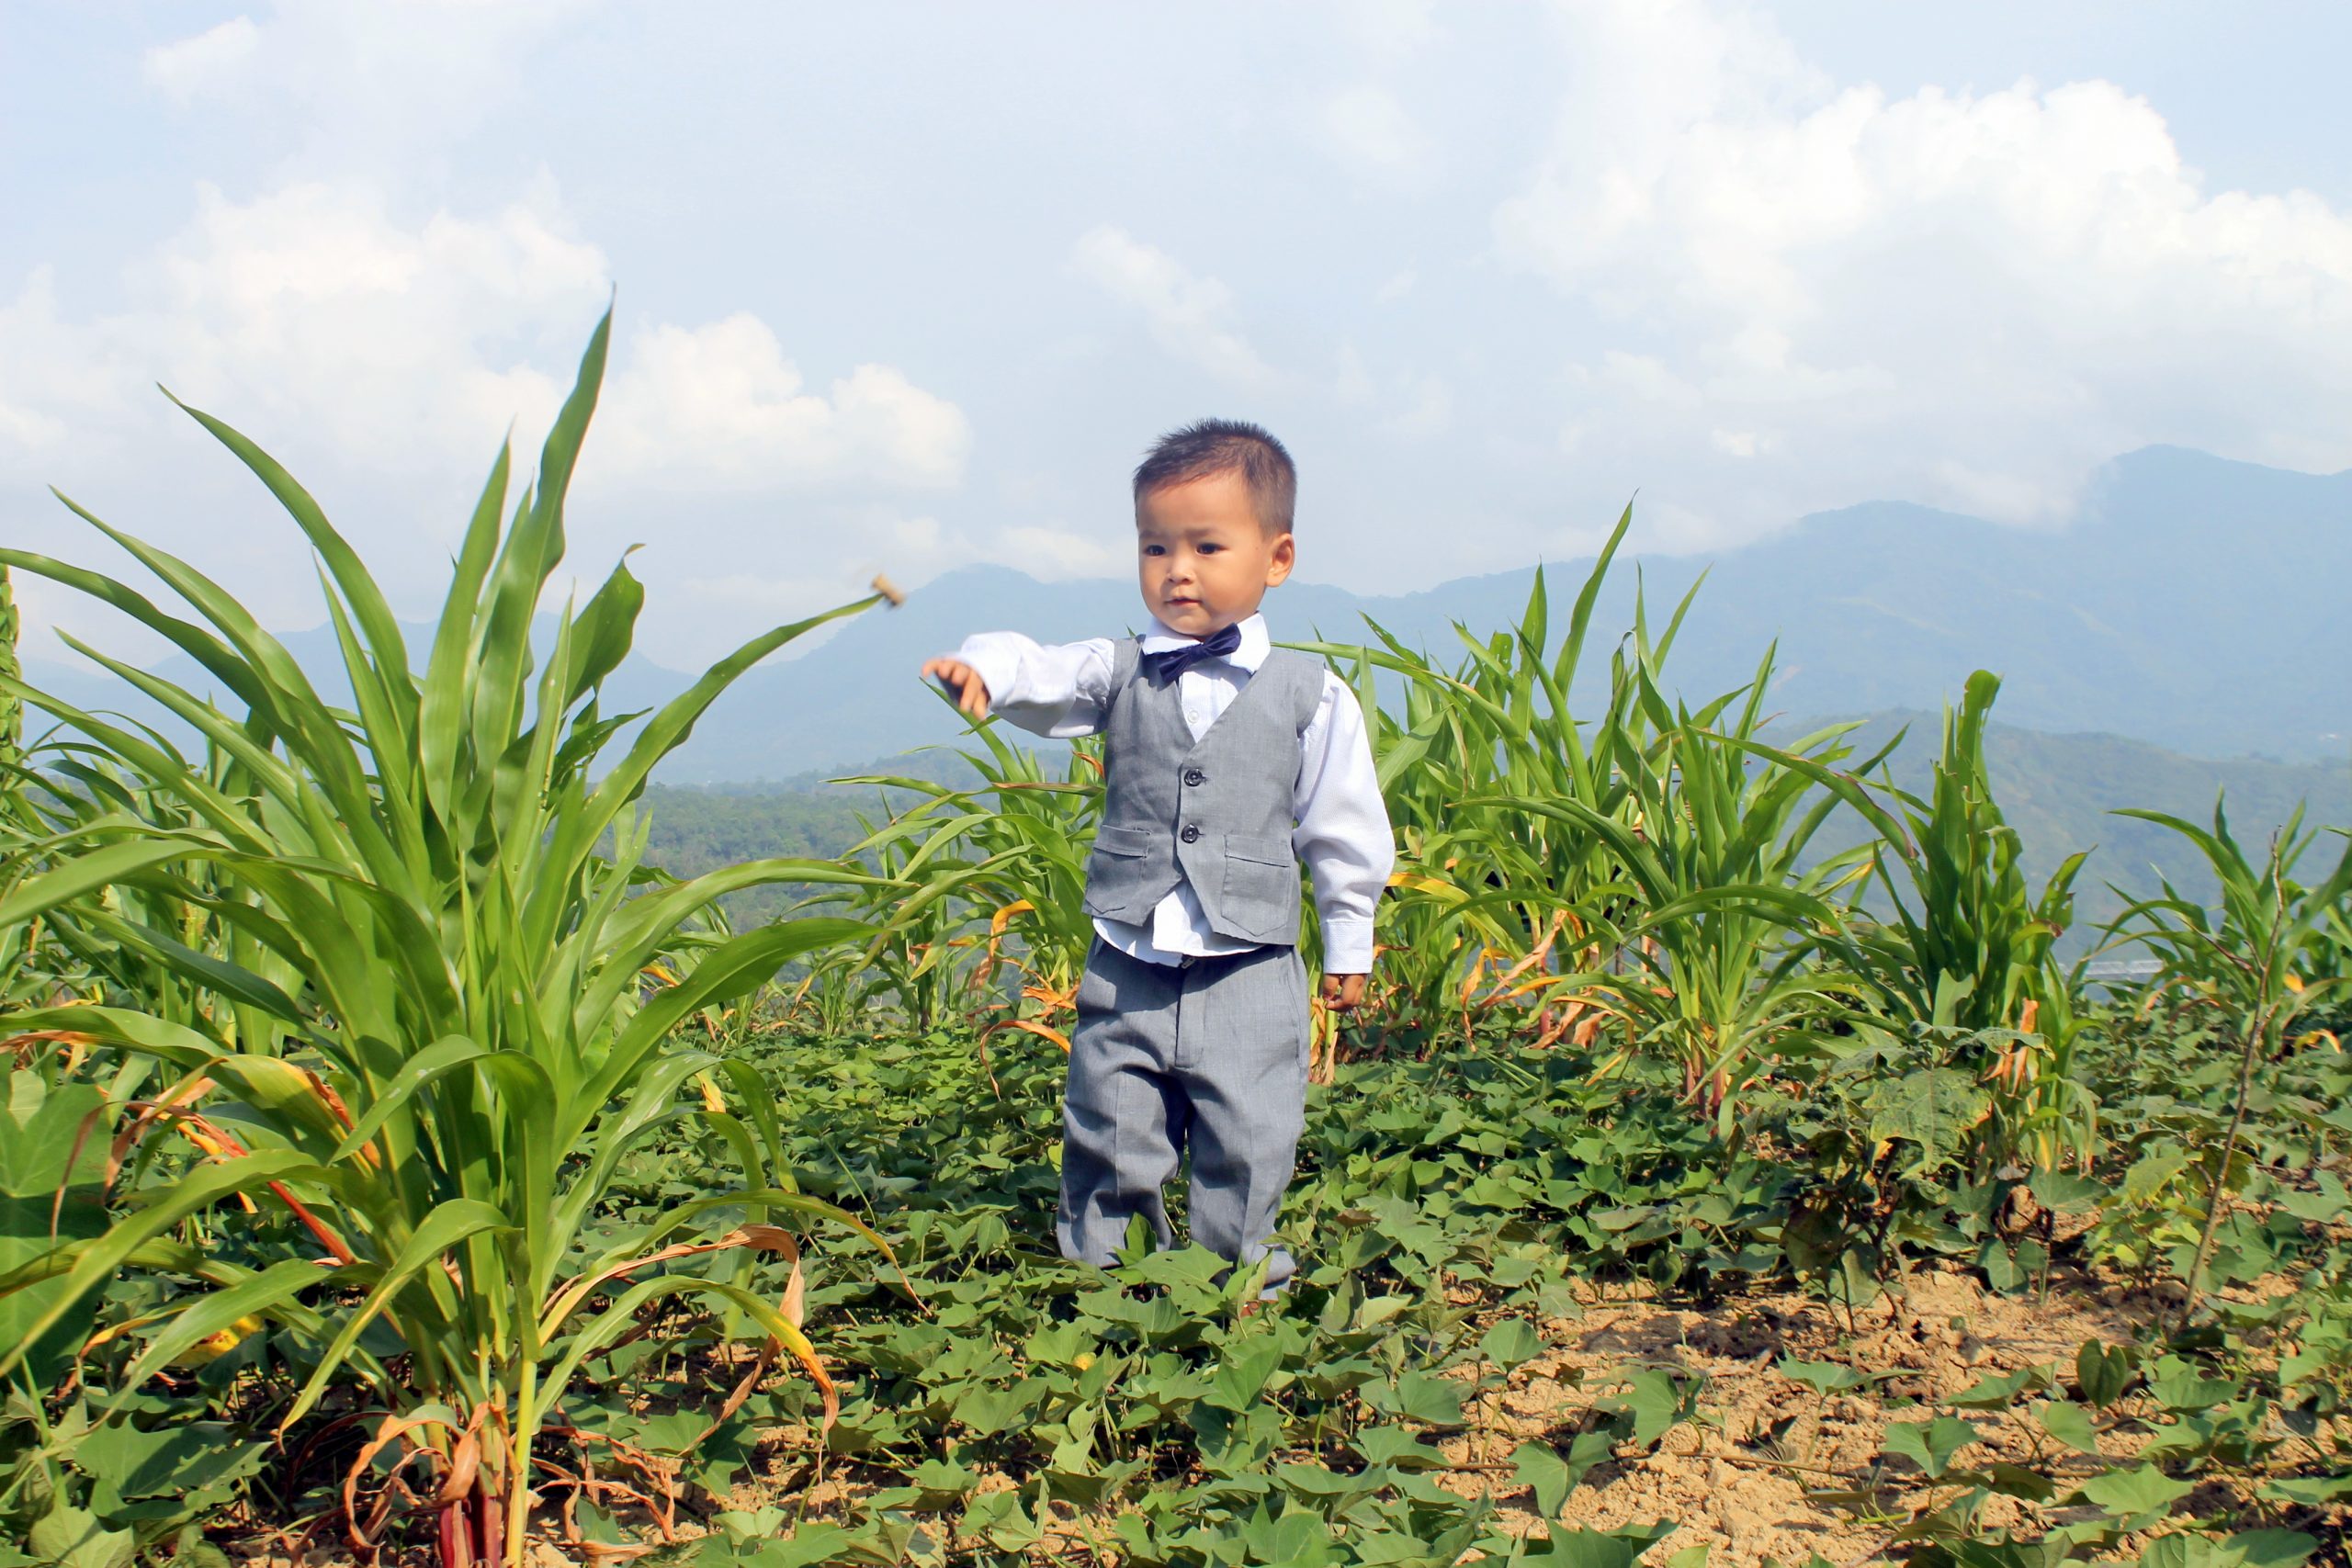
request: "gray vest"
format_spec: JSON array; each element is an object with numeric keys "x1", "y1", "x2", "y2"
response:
[{"x1": 1081, "y1": 637, "x2": 1324, "y2": 947}]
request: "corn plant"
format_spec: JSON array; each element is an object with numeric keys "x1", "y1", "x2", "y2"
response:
[
  {"x1": 1293, "y1": 508, "x2": 1690, "y2": 1049},
  {"x1": 1302, "y1": 630, "x2": 1582, "y2": 1047},
  {"x1": 1738, "y1": 671, "x2": 2098, "y2": 1172},
  {"x1": 8, "y1": 742, "x2": 253, "y2": 1043},
  {"x1": 0, "y1": 562, "x2": 40, "y2": 1005},
  {"x1": 2108, "y1": 798, "x2": 2352, "y2": 1325},
  {"x1": 0, "y1": 311, "x2": 901, "y2": 1567},
  {"x1": 800, "y1": 789, "x2": 988, "y2": 1034},
  {"x1": 832, "y1": 706, "x2": 1104, "y2": 1044},
  {"x1": 1488, "y1": 651, "x2": 1879, "y2": 1129},
  {"x1": 0, "y1": 564, "x2": 18, "y2": 781}
]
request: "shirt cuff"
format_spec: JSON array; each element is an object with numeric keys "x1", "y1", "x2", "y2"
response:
[
  {"x1": 1319, "y1": 917, "x2": 1377, "y2": 976},
  {"x1": 953, "y1": 637, "x2": 1022, "y2": 705}
]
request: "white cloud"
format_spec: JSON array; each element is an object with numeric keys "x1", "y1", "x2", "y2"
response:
[
  {"x1": 1000, "y1": 525, "x2": 1128, "y2": 581},
  {"x1": 1382, "y1": 377, "x2": 1453, "y2": 440},
  {"x1": 1578, "y1": 350, "x2": 1703, "y2": 409},
  {"x1": 1, "y1": 178, "x2": 614, "y2": 596},
  {"x1": 141, "y1": 17, "x2": 261, "y2": 103},
  {"x1": 650, "y1": 509, "x2": 971, "y2": 668},
  {"x1": 1069, "y1": 226, "x2": 1272, "y2": 385},
  {"x1": 1332, "y1": 344, "x2": 1451, "y2": 437},
  {"x1": 1314, "y1": 85, "x2": 1437, "y2": 188},
  {"x1": 0, "y1": 269, "x2": 126, "y2": 448},
  {"x1": 1334, "y1": 341, "x2": 1375, "y2": 405},
  {"x1": 0, "y1": 181, "x2": 968, "y2": 493},
  {"x1": 136, "y1": 2, "x2": 596, "y2": 169},
  {"x1": 0, "y1": 177, "x2": 972, "y2": 664},
  {"x1": 127, "y1": 181, "x2": 605, "y2": 465},
  {"x1": 1495, "y1": 0, "x2": 2352, "y2": 530},
  {"x1": 1342, "y1": 0, "x2": 1440, "y2": 57},
  {"x1": 673, "y1": 570, "x2": 842, "y2": 614},
  {"x1": 598, "y1": 316, "x2": 970, "y2": 491}
]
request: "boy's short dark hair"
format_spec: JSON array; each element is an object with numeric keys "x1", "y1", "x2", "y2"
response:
[{"x1": 1133, "y1": 419, "x2": 1296, "y2": 535}]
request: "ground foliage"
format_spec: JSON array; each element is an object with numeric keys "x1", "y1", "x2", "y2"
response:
[{"x1": 510, "y1": 1004, "x2": 2349, "y2": 1568}]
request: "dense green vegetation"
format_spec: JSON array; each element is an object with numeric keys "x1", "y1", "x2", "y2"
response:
[{"x1": 1, "y1": 320, "x2": 2346, "y2": 1568}]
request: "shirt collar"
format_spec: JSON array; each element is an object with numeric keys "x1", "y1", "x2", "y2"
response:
[{"x1": 1140, "y1": 612, "x2": 1269, "y2": 671}]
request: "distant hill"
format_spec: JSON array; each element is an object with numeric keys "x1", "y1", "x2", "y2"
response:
[
  {"x1": 16, "y1": 445, "x2": 2347, "y2": 779},
  {"x1": 635, "y1": 719, "x2": 2348, "y2": 951},
  {"x1": 1770, "y1": 713, "x2": 2351, "y2": 951}
]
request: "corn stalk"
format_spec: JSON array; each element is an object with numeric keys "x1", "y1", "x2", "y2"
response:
[
  {"x1": 1292, "y1": 507, "x2": 1689, "y2": 1048},
  {"x1": 2108, "y1": 799, "x2": 2352, "y2": 1327},
  {"x1": 1732, "y1": 671, "x2": 2098, "y2": 1170},
  {"x1": 831, "y1": 706, "x2": 1105, "y2": 1035},
  {"x1": 0, "y1": 564, "x2": 19, "y2": 783},
  {"x1": 1488, "y1": 649, "x2": 1880, "y2": 1130},
  {"x1": 0, "y1": 310, "x2": 902, "y2": 1566}
]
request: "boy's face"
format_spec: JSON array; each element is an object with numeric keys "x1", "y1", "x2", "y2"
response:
[{"x1": 1135, "y1": 469, "x2": 1295, "y2": 640}]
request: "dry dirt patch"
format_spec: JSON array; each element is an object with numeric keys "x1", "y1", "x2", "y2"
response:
[{"x1": 1433, "y1": 1263, "x2": 2152, "y2": 1567}]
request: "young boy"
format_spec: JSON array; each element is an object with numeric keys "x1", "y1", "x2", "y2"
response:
[{"x1": 921, "y1": 420, "x2": 1394, "y2": 1297}]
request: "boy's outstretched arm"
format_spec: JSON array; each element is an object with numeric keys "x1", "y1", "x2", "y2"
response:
[{"x1": 918, "y1": 633, "x2": 1118, "y2": 738}]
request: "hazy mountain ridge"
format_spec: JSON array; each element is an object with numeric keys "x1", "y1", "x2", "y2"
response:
[
  {"x1": 639, "y1": 444, "x2": 2345, "y2": 778},
  {"x1": 16, "y1": 445, "x2": 2347, "y2": 779}
]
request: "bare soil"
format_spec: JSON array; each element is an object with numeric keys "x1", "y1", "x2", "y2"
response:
[
  {"x1": 232, "y1": 1262, "x2": 2339, "y2": 1566},
  {"x1": 1423, "y1": 1261, "x2": 2156, "y2": 1566}
]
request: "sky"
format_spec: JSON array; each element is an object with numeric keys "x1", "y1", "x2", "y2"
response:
[{"x1": 4, "y1": 0, "x2": 2349, "y2": 671}]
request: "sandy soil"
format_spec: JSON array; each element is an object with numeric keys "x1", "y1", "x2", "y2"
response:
[{"x1": 1429, "y1": 1261, "x2": 2159, "y2": 1567}]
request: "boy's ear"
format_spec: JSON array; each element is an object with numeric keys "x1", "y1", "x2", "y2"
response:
[{"x1": 1264, "y1": 532, "x2": 1296, "y2": 586}]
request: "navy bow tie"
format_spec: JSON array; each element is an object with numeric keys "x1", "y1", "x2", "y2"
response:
[{"x1": 1141, "y1": 622, "x2": 1243, "y2": 685}]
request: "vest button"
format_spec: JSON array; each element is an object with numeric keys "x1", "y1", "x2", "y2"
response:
[
  {"x1": 1179, "y1": 824, "x2": 1202, "y2": 843},
  {"x1": 1183, "y1": 768, "x2": 1206, "y2": 786}
]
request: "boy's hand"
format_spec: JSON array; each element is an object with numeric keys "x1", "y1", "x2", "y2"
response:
[
  {"x1": 1320, "y1": 973, "x2": 1367, "y2": 1012},
  {"x1": 920, "y1": 656, "x2": 992, "y2": 720}
]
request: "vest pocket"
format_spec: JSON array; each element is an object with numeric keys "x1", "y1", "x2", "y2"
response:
[
  {"x1": 1091, "y1": 825, "x2": 1154, "y2": 857},
  {"x1": 1081, "y1": 824, "x2": 1156, "y2": 918},
  {"x1": 1219, "y1": 833, "x2": 1300, "y2": 934}
]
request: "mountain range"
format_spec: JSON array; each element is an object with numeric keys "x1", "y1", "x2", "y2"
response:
[
  {"x1": 658, "y1": 443, "x2": 2348, "y2": 776},
  {"x1": 16, "y1": 445, "x2": 2348, "y2": 782}
]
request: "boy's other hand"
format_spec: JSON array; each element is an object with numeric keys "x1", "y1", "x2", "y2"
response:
[
  {"x1": 1320, "y1": 973, "x2": 1367, "y2": 1012},
  {"x1": 920, "y1": 656, "x2": 992, "y2": 720}
]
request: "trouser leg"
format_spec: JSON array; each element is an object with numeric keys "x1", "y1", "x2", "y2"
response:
[
  {"x1": 1057, "y1": 940, "x2": 1187, "y2": 1267},
  {"x1": 1174, "y1": 944, "x2": 1310, "y2": 1293}
]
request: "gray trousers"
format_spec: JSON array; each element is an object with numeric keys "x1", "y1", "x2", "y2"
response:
[{"x1": 1057, "y1": 937, "x2": 1310, "y2": 1292}]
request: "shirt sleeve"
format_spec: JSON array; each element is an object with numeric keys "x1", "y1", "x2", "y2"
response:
[
  {"x1": 1293, "y1": 671, "x2": 1395, "y2": 975},
  {"x1": 951, "y1": 632, "x2": 1120, "y2": 739}
]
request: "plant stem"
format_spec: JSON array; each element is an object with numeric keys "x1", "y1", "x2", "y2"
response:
[
  {"x1": 505, "y1": 1358, "x2": 537, "y2": 1568},
  {"x1": 2171, "y1": 1000, "x2": 2272, "y2": 1336}
]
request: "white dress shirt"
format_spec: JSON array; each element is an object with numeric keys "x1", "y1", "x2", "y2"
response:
[{"x1": 951, "y1": 612, "x2": 1394, "y2": 973}]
